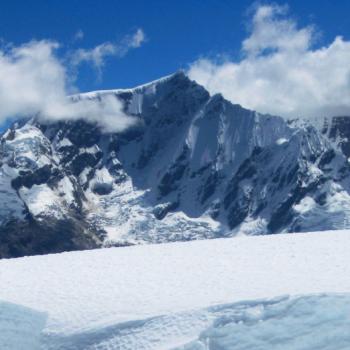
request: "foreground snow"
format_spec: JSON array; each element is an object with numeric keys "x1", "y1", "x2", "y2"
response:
[
  {"x1": 0, "y1": 302, "x2": 46, "y2": 350},
  {"x1": 178, "y1": 294, "x2": 350, "y2": 350},
  {"x1": 1, "y1": 230, "x2": 350, "y2": 349}
]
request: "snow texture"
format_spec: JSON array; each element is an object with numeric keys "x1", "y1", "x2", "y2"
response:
[
  {"x1": 0, "y1": 230, "x2": 350, "y2": 348},
  {"x1": 178, "y1": 294, "x2": 350, "y2": 350}
]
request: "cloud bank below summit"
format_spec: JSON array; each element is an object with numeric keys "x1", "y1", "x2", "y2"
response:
[
  {"x1": 188, "y1": 4, "x2": 350, "y2": 119},
  {"x1": 0, "y1": 30, "x2": 145, "y2": 132}
]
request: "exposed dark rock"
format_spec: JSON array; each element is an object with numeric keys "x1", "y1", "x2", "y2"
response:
[
  {"x1": 158, "y1": 147, "x2": 189, "y2": 197},
  {"x1": 153, "y1": 201, "x2": 179, "y2": 220},
  {"x1": 92, "y1": 182, "x2": 113, "y2": 195},
  {"x1": 319, "y1": 149, "x2": 335, "y2": 168},
  {"x1": 0, "y1": 218, "x2": 100, "y2": 259},
  {"x1": 70, "y1": 151, "x2": 103, "y2": 176},
  {"x1": 323, "y1": 116, "x2": 350, "y2": 157},
  {"x1": 200, "y1": 171, "x2": 219, "y2": 204},
  {"x1": 11, "y1": 165, "x2": 60, "y2": 190},
  {"x1": 268, "y1": 177, "x2": 326, "y2": 233}
]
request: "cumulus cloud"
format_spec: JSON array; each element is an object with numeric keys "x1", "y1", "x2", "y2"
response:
[
  {"x1": 188, "y1": 4, "x2": 350, "y2": 119},
  {"x1": 71, "y1": 28, "x2": 145, "y2": 75},
  {"x1": 0, "y1": 36, "x2": 143, "y2": 132}
]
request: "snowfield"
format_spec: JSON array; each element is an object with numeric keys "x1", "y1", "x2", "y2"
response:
[{"x1": 1, "y1": 230, "x2": 350, "y2": 349}]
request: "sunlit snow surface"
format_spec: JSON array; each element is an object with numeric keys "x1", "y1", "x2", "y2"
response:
[{"x1": 1, "y1": 230, "x2": 350, "y2": 349}]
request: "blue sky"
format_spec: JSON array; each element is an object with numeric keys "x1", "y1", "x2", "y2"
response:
[
  {"x1": 1, "y1": 0, "x2": 349, "y2": 92},
  {"x1": 1, "y1": 0, "x2": 350, "y2": 132}
]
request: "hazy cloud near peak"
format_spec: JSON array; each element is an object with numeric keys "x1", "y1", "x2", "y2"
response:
[
  {"x1": 0, "y1": 30, "x2": 146, "y2": 131},
  {"x1": 188, "y1": 4, "x2": 350, "y2": 119},
  {"x1": 71, "y1": 28, "x2": 145, "y2": 74},
  {"x1": 127, "y1": 28, "x2": 145, "y2": 48}
]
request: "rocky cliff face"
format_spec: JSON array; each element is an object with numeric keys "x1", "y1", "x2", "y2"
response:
[
  {"x1": 1, "y1": 72, "x2": 350, "y2": 257},
  {"x1": 321, "y1": 116, "x2": 350, "y2": 157}
]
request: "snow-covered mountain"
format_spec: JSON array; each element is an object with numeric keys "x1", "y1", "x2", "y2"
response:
[{"x1": 2, "y1": 71, "x2": 350, "y2": 257}]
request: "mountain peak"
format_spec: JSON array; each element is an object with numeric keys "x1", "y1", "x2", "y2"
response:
[
  {"x1": 2, "y1": 72, "x2": 350, "y2": 258},
  {"x1": 73, "y1": 70, "x2": 192, "y2": 100}
]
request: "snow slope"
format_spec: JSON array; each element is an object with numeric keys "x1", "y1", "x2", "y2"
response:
[{"x1": 1, "y1": 230, "x2": 350, "y2": 349}]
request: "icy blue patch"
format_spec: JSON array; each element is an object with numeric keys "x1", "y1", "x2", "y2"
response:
[
  {"x1": 178, "y1": 294, "x2": 350, "y2": 350},
  {"x1": 0, "y1": 301, "x2": 47, "y2": 350}
]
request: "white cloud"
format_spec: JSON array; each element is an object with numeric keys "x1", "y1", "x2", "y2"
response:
[
  {"x1": 71, "y1": 28, "x2": 145, "y2": 74},
  {"x1": 71, "y1": 42, "x2": 116, "y2": 73},
  {"x1": 0, "y1": 40, "x2": 138, "y2": 132},
  {"x1": 48, "y1": 95, "x2": 137, "y2": 133},
  {"x1": 127, "y1": 28, "x2": 145, "y2": 48},
  {"x1": 188, "y1": 4, "x2": 350, "y2": 119}
]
